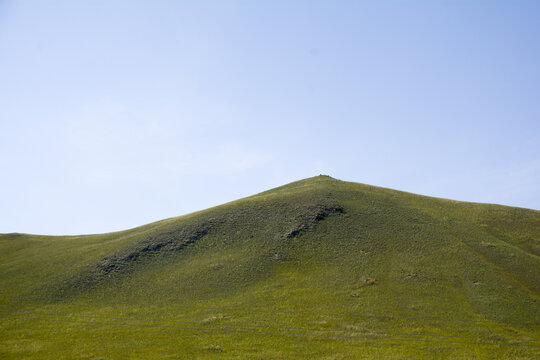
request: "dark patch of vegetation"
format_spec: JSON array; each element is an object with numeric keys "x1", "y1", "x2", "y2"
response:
[
  {"x1": 60, "y1": 218, "x2": 224, "y2": 293},
  {"x1": 60, "y1": 196, "x2": 346, "y2": 294},
  {"x1": 283, "y1": 202, "x2": 345, "y2": 239},
  {"x1": 95, "y1": 219, "x2": 219, "y2": 276}
]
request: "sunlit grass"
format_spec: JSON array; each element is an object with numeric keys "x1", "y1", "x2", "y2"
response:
[{"x1": 1, "y1": 176, "x2": 539, "y2": 359}]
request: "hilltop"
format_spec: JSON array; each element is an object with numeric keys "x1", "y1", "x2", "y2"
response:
[{"x1": 1, "y1": 175, "x2": 539, "y2": 359}]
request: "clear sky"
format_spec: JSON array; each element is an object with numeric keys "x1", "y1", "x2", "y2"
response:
[{"x1": 1, "y1": 0, "x2": 539, "y2": 235}]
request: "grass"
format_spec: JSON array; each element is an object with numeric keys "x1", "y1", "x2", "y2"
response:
[{"x1": 1, "y1": 175, "x2": 539, "y2": 359}]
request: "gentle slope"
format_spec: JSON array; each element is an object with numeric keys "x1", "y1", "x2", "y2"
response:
[{"x1": 1, "y1": 176, "x2": 539, "y2": 359}]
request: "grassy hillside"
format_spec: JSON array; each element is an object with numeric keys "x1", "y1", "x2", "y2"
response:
[{"x1": 1, "y1": 175, "x2": 539, "y2": 359}]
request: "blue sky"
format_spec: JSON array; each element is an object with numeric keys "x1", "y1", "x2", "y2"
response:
[{"x1": 1, "y1": 0, "x2": 539, "y2": 235}]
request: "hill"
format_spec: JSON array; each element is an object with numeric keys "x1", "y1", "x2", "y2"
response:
[{"x1": 1, "y1": 175, "x2": 539, "y2": 359}]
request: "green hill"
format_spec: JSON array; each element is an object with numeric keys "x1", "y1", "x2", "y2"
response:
[{"x1": 1, "y1": 175, "x2": 539, "y2": 359}]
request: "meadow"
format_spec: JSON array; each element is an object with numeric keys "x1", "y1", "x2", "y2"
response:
[{"x1": 1, "y1": 176, "x2": 539, "y2": 359}]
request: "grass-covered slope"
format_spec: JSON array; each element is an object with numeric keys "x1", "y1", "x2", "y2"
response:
[{"x1": 1, "y1": 175, "x2": 539, "y2": 359}]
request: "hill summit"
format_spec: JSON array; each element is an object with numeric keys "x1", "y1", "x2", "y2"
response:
[{"x1": 1, "y1": 176, "x2": 539, "y2": 359}]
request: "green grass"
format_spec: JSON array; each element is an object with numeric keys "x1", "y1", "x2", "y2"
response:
[{"x1": 1, "y1": 175, "x2": 539, "y2": 359}]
